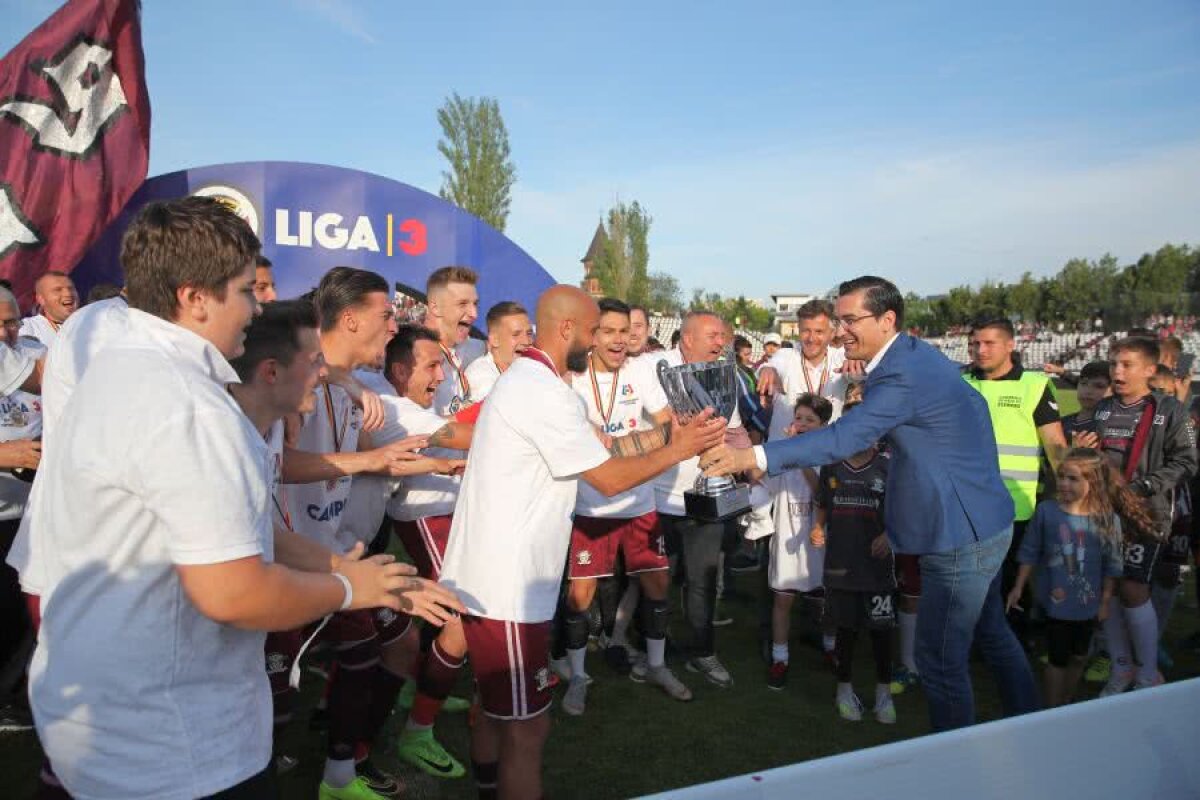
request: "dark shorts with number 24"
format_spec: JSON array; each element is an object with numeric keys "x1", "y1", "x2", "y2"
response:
[{"x1": 824, "y1": 587, "x2": 896, "y2": 631}]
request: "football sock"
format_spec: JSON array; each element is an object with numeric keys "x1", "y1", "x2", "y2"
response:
[
  {"x1": 822, "y1": 633, "x2": 836, "y2": 653},
  {"x1": 1124, "y1": 600, "x2": 1159, "y2": 681},
  {"x1": 898, "y1": 611, "x2": 918, "y2": 672},
  {"x1": 323, "y1": 757, "x2": 356, "y2": 788},
  {"x1": 771, "y1": 643, "x2": 789, "y2": 664},
  {"x1": 647, "y1": 637, "x2": 667, "y2": 669},
  {"x1": 869, "y1": 628, "x2": 892, "y2": 685},
  {"x1": 1151, "y1": 582, "x2": 1177, "y2": 639},
  {"x1": 363, "y1": 665, "x2": 406, "y2": 743},
  {"x1": 409, "y1": 639, "x2": 464, "y2": 730},
  {"x1": 567, "y1": 646, "x2": 588, "y2": 680},
  {"x1": 1101, "y1": 597, "x2": 1132, "y2": 671},
  {"x1": 836, "y1": 682, "x2": 854, "y2": 703}
]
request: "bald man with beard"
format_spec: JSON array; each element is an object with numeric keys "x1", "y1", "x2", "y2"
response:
[{"x1": 438, "y1": 285, "x2": 726, "y2": 800}]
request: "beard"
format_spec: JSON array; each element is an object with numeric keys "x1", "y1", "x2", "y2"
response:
[{"x1": 566, "y1": 345, "x2": 590, "y2": 373}]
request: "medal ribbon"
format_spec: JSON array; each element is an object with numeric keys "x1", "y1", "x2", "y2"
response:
[
  {"x1": 802, "y1": 353, "x2": 830, "y2": 395},
  {"x1": 588, "y1": 353, "x2": 621, "y2": 426},
  {"x1": 322, "y1": 384, "x2": 350, "y2": 454},
  {"x1": 439, "y1": 343, "x2": 471, "y2": 400}
]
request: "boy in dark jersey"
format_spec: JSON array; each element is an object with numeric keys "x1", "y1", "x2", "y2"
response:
[
  {"x1": 1082, "y1": 337, "x2": 1197, "y2": 694},
  {"x1": 811, "y1": 409, "x2": 895, "y2": 724},
  {"x1": 1061, "y1": 361, "x2": 1110, "y2": 440}
]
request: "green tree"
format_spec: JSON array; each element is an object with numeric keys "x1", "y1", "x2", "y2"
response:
[
  {"x1": 647, "y1": 271, "x2": 682, "y2": 313},
  {"x1": 436, "y1": 92, "x2": 516, "y2": 232},
  {"x1": 592, "y1": 201, "x2": 652, "y2": 305}
]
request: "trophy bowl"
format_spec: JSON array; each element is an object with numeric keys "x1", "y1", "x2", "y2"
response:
[{"x1": 656, "y1": 358, "x2": 751, "y2": 522}]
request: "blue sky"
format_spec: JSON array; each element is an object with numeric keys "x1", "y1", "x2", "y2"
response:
[{"x1": 3, "y1": 0, "x2": 1199, "y2": 301}]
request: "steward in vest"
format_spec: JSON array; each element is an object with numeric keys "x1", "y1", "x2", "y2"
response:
[{"x1": 964, "y1": 317, "x2": 1067, "y2": 641}]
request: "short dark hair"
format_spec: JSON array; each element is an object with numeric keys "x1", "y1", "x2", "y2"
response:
[
  {"x1": 121, "y1": 196, "x2": 260, "y2": 320},
  {"x1": 1111, "y1": 336, "x2": 1159, "y2": 363},
  {"x1": 1154, "y1": 363, "x2": 1177, "y2": 379},
  {"x1": 794, "y1": 392, "x2": 834, "y2": 424},
  {"x1": 229, "y1": 299, "x2": 318, "y2": 383},
  {"x1": 796, "y1": 299, "x2": 834, "y2": 322},
  {"x1": 629, "y1": 304, "x2": 649, "y2": 320},
  {"x1": 85, "y1": 283, "x2": 123, "y2": 304},
  {"x1": 485, "y1": 300, "x2": 528, "y2": 330},
  {"x1": 314, "y1": 266, "x2": 389, "y2": 332},
  {"x1": 426, "y1": 265, "x2": 477, "y2": 296},
  {"x1": 598, "y1": 297, "x2": 631, "y2": 317},
  {"x1": 970, "y1": 317, "x2": 1015, "y2": 338},
  {"x1": 838, "y1": 275, "x2": 904, "y2": 328},
  {"x1": 733, "y1": 335, "x2": 752, "y2": 351},
  {"x1": 255, "y1": 255, "x2": 272, "y2": 269},
  {"x1": 1079, "y1": 361, "x2": 1111, "y2": 384},
  {"x1": 1160, "y1": 336, "x2": 1183, "y2": 358},
  {"x1": 670, "y1": 330, "x2": 681, "y2": 347},
  {"x1": 385, "y1": 323, "x2": 441, "y2": 371}
]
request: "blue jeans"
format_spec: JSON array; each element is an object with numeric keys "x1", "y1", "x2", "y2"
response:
[{"x1": 915, "y1": 526, "x2": 1040, "y2": 731}]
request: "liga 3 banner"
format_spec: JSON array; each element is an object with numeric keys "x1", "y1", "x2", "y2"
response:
[{"x1": 0, "y1": 0, "x2": 150, "y2": 307}]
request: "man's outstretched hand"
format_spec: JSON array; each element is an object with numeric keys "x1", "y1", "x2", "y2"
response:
[
  {"x1": 668, "y1": 408, "x2": 727, "y2": 460},
  {"x1": 699, "y1": 443, "x2": 758, "y2": 477}
]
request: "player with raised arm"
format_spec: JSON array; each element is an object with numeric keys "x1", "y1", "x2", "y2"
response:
[{"x1": 439, "y1": 285, "x2": 726, "y2": 800}]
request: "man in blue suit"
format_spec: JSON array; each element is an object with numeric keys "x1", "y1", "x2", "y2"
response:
[{"x1": 703, "y1": 276, "x2": 1038, "y2": 730}]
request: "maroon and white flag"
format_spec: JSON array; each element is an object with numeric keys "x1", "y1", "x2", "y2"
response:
[{"x1": 0, "y1": 0, "x2": 150, "y2": 306}]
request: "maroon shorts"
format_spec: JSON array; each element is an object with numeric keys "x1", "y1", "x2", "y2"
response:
[
  {"x1": 393, "y1": 515, "x2": 453, "y2": 580},
  {"x1": 568, "y1": 512, "x2": 668, "y2": 580},
  {"x1": 461, "y1": 615, "x2": 553, "y2": 720},
  {"x1": 896, "y1": 554, "x2": 921, "y2": 598},
  {"x1": 265, "y1": 629, "x2": 303, "y2": 697},
  {"x1": 314, "y1": 605, "x2": 413, "y2": 651}
]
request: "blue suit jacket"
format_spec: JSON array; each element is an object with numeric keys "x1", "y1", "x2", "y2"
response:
[{"x1": 765, "y1": 333, "x2": 1014, "y2": 555}]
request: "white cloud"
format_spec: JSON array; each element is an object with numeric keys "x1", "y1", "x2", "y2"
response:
[{"x1": 506, "y1": 137, "x2": 1200, "y2": 301}]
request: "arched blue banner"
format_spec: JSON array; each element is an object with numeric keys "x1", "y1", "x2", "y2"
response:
[{"x1": 74, "y1": 161, "x2": 556, "y2": 325}]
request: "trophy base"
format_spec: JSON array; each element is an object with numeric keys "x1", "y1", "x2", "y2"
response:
[{"x1": 683, "y1": 484, "x2": 751, "y2": 522}]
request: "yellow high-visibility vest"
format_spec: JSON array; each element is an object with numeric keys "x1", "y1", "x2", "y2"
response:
[{"x1": 963, "y1": 370, "x2": 1053, "y2": 521}]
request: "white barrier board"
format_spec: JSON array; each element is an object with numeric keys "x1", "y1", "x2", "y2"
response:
[{"x1": 647, "y1": 678, "x2": 1200, "y2": 799}]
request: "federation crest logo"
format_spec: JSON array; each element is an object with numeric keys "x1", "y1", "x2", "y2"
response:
[
  {"x1": 577, "y1": 550, "x2": 592, "y2": 566},
  {"x1": 266, "y1": 653, "x2": 289, "y2": 674},
  {"x1": 621, "y1": 383, "x2": 635, "y2": 396},
  {"x1": 870, "y1": 477, "x2": 885, "y2": 493},
  {"x1": 191, "y1": 184, "x2": 261, "y2": 235},
  {"x1": 828, "y1": 477, "x2": 839, "y2": 490},
  {"x1": 534, "y1": 667, "x2": 552, "y2": 692}
]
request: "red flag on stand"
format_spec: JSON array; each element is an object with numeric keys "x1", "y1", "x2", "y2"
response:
[{"x1": 0, "y1": 0, "x2": 150, "y2": 308}]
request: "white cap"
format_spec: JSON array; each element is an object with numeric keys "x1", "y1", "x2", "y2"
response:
[{"x1": 763, "y1": 333, "x2": 782, "y2": 345}]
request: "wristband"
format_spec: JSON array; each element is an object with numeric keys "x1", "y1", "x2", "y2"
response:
[{"x1": 331, "y1": 572, "x2": 352, "y2": 611}]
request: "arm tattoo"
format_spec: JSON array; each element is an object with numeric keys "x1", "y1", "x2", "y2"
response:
[
  {"x1": 608, "y1": 421, "x2": 670, "y2": 457},
  {"x1": 428, "y1": 424, "x2": 454, "y2": 449}
]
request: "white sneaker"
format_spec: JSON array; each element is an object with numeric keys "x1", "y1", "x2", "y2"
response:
[
  {"x1": 837, "y1": 691, "x2": 864, "y2": 721},
  {"x1": 874, "y1": 695, "x2": 897, "y2": 724},
  {"x1": 561, "y1": 675, "x2": 589, "y2": 716},
  {"x1": 686, "y1": 655, "x2": 733, "y2": 688},
  {"x1": 646, "y1": 665, "x2": 693, "y2": 702},
  {"x1": 1099, "y1": 668, "x2": 1135, "y2": 697}
]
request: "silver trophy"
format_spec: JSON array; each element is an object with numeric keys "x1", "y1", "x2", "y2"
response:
[{"x1": 657, "y1": 358, "x2": 751, "y2": 522}]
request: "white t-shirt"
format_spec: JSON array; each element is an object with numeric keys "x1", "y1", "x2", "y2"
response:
[
  {"x1": 0, "y1": 339, "x2": 44, "y2": 521},
  {"x1": 286, "y1": 384, "x2": 362, "y2": 551},
  {"x1": 6, "y1": 298, "x2": 129, "y2": 594},
  {"x1": 330, "y1": 368, "x2": 400, "y2": 550},
  {"x1": 353, "y1": 366, "x2": 397, "y2": 398},
  {"x1": 463, "y1": 351, "x2": 502, "y2": 401},
  {"x1": 764, "y1": 346, "x2": 846, "y2": 441},
  {"x1": 440, "y1": 356, "x2": 610, "y2": 622},
  {"x1": 766, "y1": 469, "x2": 822, "y2": 592},
  {"x1": 0, "y1": 338, "x2": 34, "y2": 397},
  {"x1": 379, "y1": 395, "x2": 462, "y2": 520},
  {"x1": 570, "y1": 360, "x2": 667, "y2": 518},
  {"x1": 651, "y1": 349, "x2": 743, "y2": 516},
  {"x1": 28, "y1": 309, "x2": 273, "y2": 800},
  {"x1": 433, "y1": 337, "x2": 486, "y2": 416},
  {"x1": 264, "y1": 419, "x2": 285, "y2": 561},
  {"x1": 19, "y1": 314, "x2": 62, "y2": 349}
]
